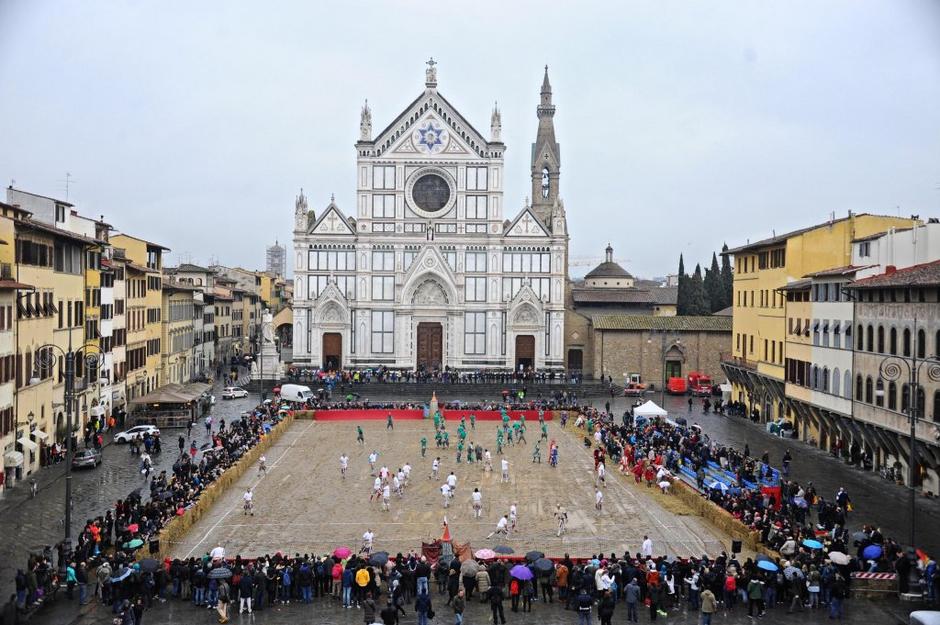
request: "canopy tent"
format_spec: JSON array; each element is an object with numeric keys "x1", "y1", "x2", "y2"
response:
[
  {"x1": 129, "y1": 382, "x2": 211, "y2": 405},
  {"x1": 31, "y1": 429, "x2": 49, "y2": 442},
  {"x1": 129, "y1": 382, "x2": 212, "y2": 427},
  {"x1": 633, "y1": 400, "x2": 668, "y2": 418},
  {"x1": 16, "y1": 437, "x2": 38, "y2": 452},
  {"x1": 3, "y1": 450, "x2": 24, "y2": 468}
]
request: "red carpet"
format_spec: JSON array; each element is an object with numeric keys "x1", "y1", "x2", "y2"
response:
[{"x1": 307, "y1": 409, "x2": 554, "y2": 421}]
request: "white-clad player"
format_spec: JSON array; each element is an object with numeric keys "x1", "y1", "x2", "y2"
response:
[
  {"x1": 430, "y1": 457, "x2": 441, "y2": 480},
  {"x1": 471, "y1": 488, "x2": 483, "y2": 518},
  {"x1": 370, "y1": 476, "x2": 382, "y2": 502},
  {"x1": 382, "y1": 484, "x2": 391, "y2": 511},
  {"x1": 501, "y1": 458, "x2": 510, "y2": 483},
  {"x1": 441, "y1": 483, "x2": 452, "y2": 508},
  {"x1": 361, "y1": 529, "x2": 375, "y2": 554},
  {"x1": 509, "y1": 503, "x2": 518, "y2": 533},
  {"x1": 340, "y1": 453, "x2": 349, "y2": 479},
  {"x1": 368, "y1": 451, "x2": 379, "y2": 473}
]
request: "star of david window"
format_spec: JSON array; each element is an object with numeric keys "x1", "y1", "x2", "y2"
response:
[{"x1": 412, "y1": 173, "x2": 451, "y2": 212}]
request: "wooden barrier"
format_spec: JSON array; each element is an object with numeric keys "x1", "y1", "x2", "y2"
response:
[
  {"x1": 850, "y1": 572, "x2": 898, "y2": 599},
  {"x1": 137, "y1": 413, "x2": 296, "y2": 563}
]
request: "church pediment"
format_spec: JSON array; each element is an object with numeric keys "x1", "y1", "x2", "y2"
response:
[
  {"x1": 371, "y1": 91, "x2": 494, "y2": 159},
  {"x1": 309, "y1": 202, "x2": 355, "y2": 236},
  {"x1": 401, "y1": 246, "x2": 459, "y2": 305},
  {"x1": 506, "y1": 207, "x2": 550, "y2": 238}
]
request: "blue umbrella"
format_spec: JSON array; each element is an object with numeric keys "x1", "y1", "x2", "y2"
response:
[
  {"x1": 862, "y1": 544, "x2": 883, "y2": 560},
  {"x1": 802, "y1": 539, "x2": 824, "y2": 550},
  {"x1": 509, "y1": 564, "x2": 534, "y2": 580},
  {"x1": 110, "y1": 567, "x2": 133, "y2": 583},
  {"x1": 710, "y1": 480, "x2": 729, "y2": 494},
  {"x1": 757, "y1": 560, "x2": 779, "y2": 572}
]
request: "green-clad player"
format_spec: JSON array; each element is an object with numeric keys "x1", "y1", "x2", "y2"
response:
[
  {"x1": 496, "y1": 427, "x2": 504, "y2": 455},
  {"x1": 420, "y1": 436, "x2": 428, "y2": 457},
  {"x1": 456, "y1": 440, "x2": 464, "y2": 463},
  {"x1": 435, "y1": 430, "x2": 443, "y2": 448},
  {"x1": 442, "y1": 431, "x2": 450, "y2": 448},
  {"x1": 532, "y1": 440, "x2": 541, "y2": 463},
  {"x1": 517, "y1": 423, "x2": 527, "y2": 445},
  {"x1": 470, "y1": 414, "x2": 476, "y2": 430},
  {"x1": 356, "y1": 425, "x2": 364, "y2": 446},
  {"x1": 540, "y1": 422, "x2": 549, "y2": 441},
  {"x1": 433, "y1": 412, "x2": 441, "y2": 430}
]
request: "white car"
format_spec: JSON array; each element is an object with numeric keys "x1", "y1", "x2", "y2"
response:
[
  {"x1": 114, "y1": 425, "x2": 160, "y2": 443},
  {"x1": 221, "y1": 387, "x2": 249, "y2": 399}
]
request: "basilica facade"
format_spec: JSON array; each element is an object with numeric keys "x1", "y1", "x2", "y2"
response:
[{"x1": 292, "y1": 61, "x2": 568, "y2": 372}]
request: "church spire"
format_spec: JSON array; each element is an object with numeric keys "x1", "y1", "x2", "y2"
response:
[
  {"x1": 490, "y1": 101, "x2": 502, "y2": 142},
  {"x1": 359, "y1": 99, "x2": 372, "y2": 141},
  {"x1": 531, "y1": 65, "x2": 560, "y2": 227}
]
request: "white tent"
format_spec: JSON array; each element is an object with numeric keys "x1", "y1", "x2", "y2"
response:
[{"x1": 633, "y1": 400, "x2": 668, "y2": 418}]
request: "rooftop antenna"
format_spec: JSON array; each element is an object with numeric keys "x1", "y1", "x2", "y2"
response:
[{"x1": 64, "y1": 172, "x2": 76, "y2": 200}]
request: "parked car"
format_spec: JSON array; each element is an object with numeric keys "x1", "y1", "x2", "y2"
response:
[
  {"x1": 622, "y1": 382, "x2": 646, "y2": 397},
  {"x1": 221, "y1": 387, "x2": 249, "y2": 399},
  {"x1": 114, "y1": 425, "x2": 160, "y2": 443},
  {"x1": 71, "y1": 448, "x2": 102, "y2": 469},
  {"x1": 279, "y1": 384, "x2": 314, "y2": 404}
]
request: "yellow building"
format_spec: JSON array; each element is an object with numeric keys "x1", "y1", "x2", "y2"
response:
[
  {"x1": 722, "y1": 213, "x2": 917, "y2": 424},
  {"x1": 161, "y1": 280, "x2": 197, "y2": 385},
  {"x1": 112, "y1": 234, "x2": 168, "y2": 400}
]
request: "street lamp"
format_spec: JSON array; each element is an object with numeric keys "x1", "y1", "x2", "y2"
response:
[
  {"x1": 32, "y1": 334, "x2": 101, "y2": 577},
  {"x1": 874, "y1": 342, "x2": 940, "y2": 550}
]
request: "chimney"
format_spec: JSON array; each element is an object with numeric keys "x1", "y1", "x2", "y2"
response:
[{"x1": 885, "y1": 265, "x2": 897, "y2": 275}]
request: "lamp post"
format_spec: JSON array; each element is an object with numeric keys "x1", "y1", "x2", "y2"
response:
[
  {"x1": 32, "y1": 333, "x2": 101, "y2": 577},
  {"x1": 875, "y1": 340, "x2": 940, "y2": 550}
]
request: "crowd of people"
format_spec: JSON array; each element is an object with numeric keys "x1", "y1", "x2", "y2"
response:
[
  {"x1": 581, "y1": 404, "x2": 940, "y2": 608},
  {"x1": 10, "y1": 399, "x2": 284, "y2": 623},
  {"x1": 286, "y1": 366, "x2": 585, "y2": 386}
]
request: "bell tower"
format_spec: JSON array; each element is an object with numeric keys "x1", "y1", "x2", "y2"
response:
[{"x1": 531, "y1": 65, "x2": 560, "y2": 226}]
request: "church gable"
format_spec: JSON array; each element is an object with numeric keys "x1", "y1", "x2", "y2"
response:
[
  {"x1": 506, "y1": 208, "x2": 550, "y2": 238},
  {"x1": 309, "y1": 203, "x2": 355, "y2": 236},
  {"x1": 374, "y1": 93, "x2": 491, "y2": 159}
]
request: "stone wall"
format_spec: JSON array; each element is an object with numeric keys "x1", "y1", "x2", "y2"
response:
[{"x1": 592, "y1": 328, "x2": 729, "y2": 384}]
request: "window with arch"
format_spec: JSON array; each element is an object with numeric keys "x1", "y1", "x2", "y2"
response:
[
  {"x1": 875, "y1": 380, "x2": 884, "y2": 407},
  {"x1": 877, "y1": 325, "x2": 885, "y2": 353},
  {"x1": 856, "y1": 325, "x2": 864, "y2": 350},
  {"x1": 812, "y1": 365, "x2": 819, "y2": 389},
  {"x1": 822, "y1": 366, "x2": 830, "y2": 392},
  {"x1": 917, "y1": 329, "x2": 926, "y2": 358},
  {"x1": 933, "y1": 390, "x2": 940, "y2": 423},
  {"x1": 832, "y1": 368, "x2": 841, "y2": 396},
  {"x1": 890, "y1": 327, "x2": 897, "y2": 355},
  {"x1": 844, "y1": 370, "x2": 852, "y2": 399},
  {"x1": 865, "y1": 377, "x2": 874, "y2": 403},
  {"x1": 936, "y1": 330, "x2": 940, "y2": 358},
  {"x1": 902, "y1": 383, "x2": 910, "y2": 412},
  {"x1": 865, "y1": 324, "x2": 874, "y2": 351},
  {"x1": 888, "y1": 381, "x2": 897, "y2": 411},
  {"x1": 856, "y1": 375, "x2": 863, "y2": 402},
  {"x1": 903, "y1": 328, "x2": 911, "y2": 357},
  {"x1": 917, "y1": 385, "x2": 926, "y2": 416}
]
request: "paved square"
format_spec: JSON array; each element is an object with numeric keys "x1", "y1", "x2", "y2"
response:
[{"x1": 171, "y1": 419, "x2": 731, "y2": 560}]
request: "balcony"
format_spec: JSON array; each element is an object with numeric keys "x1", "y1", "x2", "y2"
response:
[{"x1": 720, "y1": 352, "x2": 758, "y2": 371}]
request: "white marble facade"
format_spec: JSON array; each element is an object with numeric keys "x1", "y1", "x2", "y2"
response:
[{"x1": 292, "y1": 61, "x2": 568, "y2": 371}]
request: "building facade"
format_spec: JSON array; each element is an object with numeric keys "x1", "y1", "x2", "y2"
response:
[
  {"x1": 293, "y1": 62, "x2": 568, "y2": 372},
  {"x1": 266, "y1": 241, "x2": 286, "y2": 278}
]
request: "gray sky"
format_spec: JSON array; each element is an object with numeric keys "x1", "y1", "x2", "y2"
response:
[{"x1": 1, "y1": 1, "x2": 938, "y2": 278}]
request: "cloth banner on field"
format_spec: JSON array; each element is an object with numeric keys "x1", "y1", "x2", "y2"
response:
[
  {"x1": 422, "y1": 540, "x2": 442, "y2": 566},
  {"x1": 761, "y1": 485, "x2": 783, "y2": 510},
  {"x1": 454, "y1": 542, "x2": 473, "y2": 562}
]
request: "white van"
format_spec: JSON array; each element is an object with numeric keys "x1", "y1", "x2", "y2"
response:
[{"x1": 279, "y1": 384, "x2": 314, "y2": 404}]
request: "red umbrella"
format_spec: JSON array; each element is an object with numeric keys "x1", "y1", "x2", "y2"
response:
[
  {"x1": 127, "y1": 523, "x2": 139, "y2": 533},
  {"x1": 333, "y1": 547, "x2": 352, "y2": 559}
]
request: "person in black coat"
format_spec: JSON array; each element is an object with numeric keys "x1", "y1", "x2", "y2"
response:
[
  {"x1": 488, "y1": 586, "x2": 506, "y2": 625},
  {"x1": 598, "y1": 589, "x2": 616, "y2": 625}
]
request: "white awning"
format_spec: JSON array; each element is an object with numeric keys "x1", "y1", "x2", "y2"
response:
[
  {"x1": 17, "y1": 437, "x2": 38, "y2": 452},
  {"x1": 3, "y1": 451, "x2": 24, "y2": 467},
  {"x1": 90, "y1": 405, "x2": 106, "y2": 417},
  {"x1": 31, "y1": 429, "x2": 49, "y2": 442}
]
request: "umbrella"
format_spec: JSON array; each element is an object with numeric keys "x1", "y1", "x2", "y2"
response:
[
  {"x1": 110, "y1": 567, "x2": 132, "y2": 583},
  {"x1": 675, "y1": 417, "x2": 688, "y2": 426},
  {"x1": 862, "y1": 544, "x2": 883, "y2": 560},
  {"x1": 369, "y1": 551, "x2": 389, "y2": 566},
  {"x1": 793, "y1": 496, "x2": 808, "y2": 509},
  {"x1": 851, "y1": 531, "x2": 868, "y2": 543},
  {"x1": 127, "y1": 523, "x2": 139, "y2": 533},
  {"x1": 532, "y1": 558, "x2": 554, "y2": 573},
  {"x1": 757, "y1": 560, "x2": 779, "y2": 572},
  {"x1": 139, "y1": 558, "x2": 160, "y2": 573},
  {"x1": 755, "y1": 554, "x2": 773, "y2": 562},
  {"x1": 474, "y1": 548, "x2": 497, "y2": 560},
  {"x1": 828, "y1": 551, "x2": 851, "y2": 566},
  {"x1": 122, "y1": 539, "x2": 144, "y2": 550},
  {"x1": 524, "y1": 550, "x2": 544, "y2": 562},
  {"x1": 207, "y1": 567, "x2": 232, "y2": 579},
  {"x1": 783, "y1": 566, "x2": 804, "y2": 581},
  {"x1": 156, "y1": 490, "x2": 174, "y2": 501},
  {"x1": 333, "y1": 547, "x2": 352, "y2": 559},
  {"x1": 802, "y1": 539, "x2": 824, "y2": 550},
  {"x1": 509, "y1": 564, "x2": 534, "y2": 580},
  {"x1": 710, "y1": 481, "x2": 730, "y2": 494},
  {"x1": 493, "y1": 545, "x2": 514, "y2": 555},
  {"x1": 460, "y1": 560, "x2": 479, "y2": 576}
]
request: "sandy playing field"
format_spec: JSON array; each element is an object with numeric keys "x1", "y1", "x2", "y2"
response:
[{"x1": 169, "y1": 419, "x2": 733, "y2": 560}]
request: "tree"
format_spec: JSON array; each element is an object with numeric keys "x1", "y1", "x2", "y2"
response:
[
  {"x1": 686, "y1": 264, "x2": 709, "y2": 315},
  {"x1": 704, "y1": 252, "x2": 722, "y2": 312},
  {"x1": 677, "y1": 254, "x2": 688, "y2": 315},
  {"x1": 720, "y1": 243, "x2": 733, "y2": 310}
]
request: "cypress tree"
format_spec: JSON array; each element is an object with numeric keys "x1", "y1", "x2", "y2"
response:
[
  {"x1": 677, "y1": 254, "x2": 687, "y2": 315},
  {"x1": 687, "y1": 264, "x2": 708, "y2": 315},
  {"x1": 720, "y1": 243, "x2": 733, "y2": 310},
  {"x1": 705, "y1": 252, "x2": 722, "y2": 312}
]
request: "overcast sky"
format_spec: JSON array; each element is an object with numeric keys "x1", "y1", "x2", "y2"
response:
[{"x1": 1, "y1": 1, "x2": 938, "y2": 278}]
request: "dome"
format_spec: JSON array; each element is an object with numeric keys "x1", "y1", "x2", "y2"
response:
[{"x1": 585, "y1": 262, "x2": 632, "y2": 280}]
